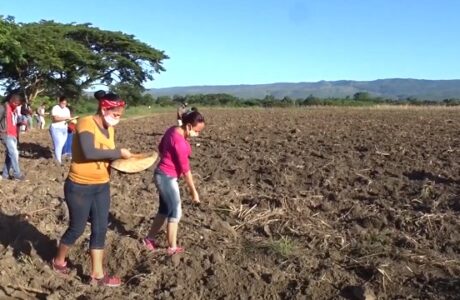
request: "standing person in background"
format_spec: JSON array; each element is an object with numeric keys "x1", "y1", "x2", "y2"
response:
[
  {"x1": 20, "y1": 105, "x2": 27, "y2": 132},
  {"x1": 33, "y1": 108, "x2": 40, "y2": 129},
  {"x1": 50, "y1": 96, "x2": 70, "y2": 165},
  {"x1": 0, "y1": 93, "x2": 25, "y2": 181},
  {"x1": 37, "y1": 103, "x2": 47, "y2": 129},
  {"x1": 16, "y1": 102, "x2": 27, "y2": 134},
  {"x1": 25, "y1": 105, "x2": 34, "y2": 130},
  {"x1": 18, "y1": 102, "x2": 33, "y2": 132},
  {"x1": 52, "y1": 90, "x2": 132, "y2": 287},
  {"x1": 143, "y1": 109, "x2": 205, "y2": 255},
  {"x1": 62, "y1": 107, "x2": 77, "y2": 159},
  {"x1": 176, "y1": 101, "x2": 188, "y2": 126}
]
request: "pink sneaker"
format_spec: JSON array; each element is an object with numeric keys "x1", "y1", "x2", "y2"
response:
[
  {"x1": 52, "y1": 258, "x2": 70, "y2": 275},
  {"x1": 90, "y1": 274, "x2": 121, "y2": 287},
  {"x1": 167, "y1": 246, "x2": 184, "y2": 256},
  {"x1": 142, "y1": 237, "x2": 157, "y2": 251}
]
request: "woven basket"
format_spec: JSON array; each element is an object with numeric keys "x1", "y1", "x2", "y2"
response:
[{"x1": 111, "y1": 151, "x2": 158, "y2": 173}]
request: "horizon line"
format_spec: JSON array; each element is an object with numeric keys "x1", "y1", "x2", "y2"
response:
[{"x1": 150, "y1": 78, "x2": 460, "y2": 89}]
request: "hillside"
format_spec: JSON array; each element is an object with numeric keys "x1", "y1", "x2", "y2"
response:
[{"x1": 148, "y1": 79, "x2": 460, "y2": 100}]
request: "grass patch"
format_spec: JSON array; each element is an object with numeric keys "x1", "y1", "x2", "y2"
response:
[
  {"x1": 245, "y1": 236, "x2": 298, "y2": 258},
  {"x1": 265, "y1": 236, "x2": 297, "y2": 258},
  {"x1": 123, "y1": 105, "x2": 176, "y2": 118}
]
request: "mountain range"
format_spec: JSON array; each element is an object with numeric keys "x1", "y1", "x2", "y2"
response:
[{"x1": 147, "y1": 79, "x2": 460, "y2": 100}]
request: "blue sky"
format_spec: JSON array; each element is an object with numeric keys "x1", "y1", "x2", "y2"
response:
[{"x1": 1, "y1": 0, "x2": 459, "y2": 88}]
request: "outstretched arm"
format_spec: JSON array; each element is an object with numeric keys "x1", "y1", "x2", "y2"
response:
[{"x1": 79, "y1": 132, "x2": 122, "y2": 161}]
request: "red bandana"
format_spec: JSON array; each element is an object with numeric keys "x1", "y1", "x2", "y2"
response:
[{"x1": 99, "y1": 99, "x2": 126, "y2": 109}]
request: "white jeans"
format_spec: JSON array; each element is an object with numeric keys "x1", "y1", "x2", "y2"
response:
[
  {"x1": 50, "y1": 126, "x2": 68, "y2": 163},
  {"x1": 38, "y1": 116, "x2": 45, "y2": 129}
]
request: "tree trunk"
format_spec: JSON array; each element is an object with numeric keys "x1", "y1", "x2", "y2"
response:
[
  {"x1": 21, "y1": 77, "x2": 44, "y2": 106},
  {"x1": 28, "y1": 87, "x2": 44, "y2": 105}
]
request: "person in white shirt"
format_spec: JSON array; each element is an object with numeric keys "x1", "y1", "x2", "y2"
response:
[
  {"x1": 15, "y1": 105, "x2": 24, "y2": 134},
  {"x1": 50, "y1": 96, "x2": 71, "y2": 164},
  {"x1": 37, "y1": 103, "x2": 47, "y2": 129}
]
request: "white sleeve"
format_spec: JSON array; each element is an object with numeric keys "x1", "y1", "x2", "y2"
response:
[
  {"x1": 65, "y1": 108, "x2": 71, "y2": 118},
  {"x1": 51, "y1": 106, "x2": 59, "y2": 117}
]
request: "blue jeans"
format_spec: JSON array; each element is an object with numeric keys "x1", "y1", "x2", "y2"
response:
[
  {"x1": 62, "y1": 132, "x2": 73, "y2": 156},
  {"x1": 60, "y1": 179, "x2": 111, "y2": 249},
  {"x1": 154, "y1": 169, "x2": 182, "y2": 223},
  {"x1": 50, "y1": 126, "x2": 68, "y2": 163},
  {"x1": 1, "y1": 136, "x2": 21, "y2": 179},
  {"x1": 27, "y1": 115, "x2": 33, "y2": 129}
]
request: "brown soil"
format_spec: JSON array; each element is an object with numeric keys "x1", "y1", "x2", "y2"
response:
[{"x1": 1, "y1": 107, "x2": 460, "y2": 299}]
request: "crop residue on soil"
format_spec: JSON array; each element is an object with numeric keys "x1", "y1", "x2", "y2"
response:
[{"x1": 1, "y1": 107, "x2": 460, "y2": 299}]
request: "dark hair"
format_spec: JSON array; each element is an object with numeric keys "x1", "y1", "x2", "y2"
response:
[
  {"x1": 181, "y1": 108, "x2": 204, "y2": 126},
  {"x1": 4, "y1": 93, "x2": 21, "y2": 103},
  {"x1": 59, "y1": 96, "x2": 67, "y2": 102},
  {"x1": 94, "y1": 90, "x2": 121, "y2": 102},
  {"x1": 94, "y1": 90, "x2": 123, "y2": 114}
]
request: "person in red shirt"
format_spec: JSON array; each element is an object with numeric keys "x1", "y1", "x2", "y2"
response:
[
  {"x1": 143, "y1": 109, "x2": 205, "y2": 255},
  {"x1": 0, "y1": 93, "x2": 25, "y2": 181}
]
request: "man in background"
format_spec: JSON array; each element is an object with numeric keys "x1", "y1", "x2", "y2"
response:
[{"x1": 0, "y1": 93, "x2": 25, "y2": 181}]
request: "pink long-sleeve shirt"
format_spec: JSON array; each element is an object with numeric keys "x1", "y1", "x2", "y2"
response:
[{"x1": 157, "y1": 126, "x2": 191, "y2": 178}]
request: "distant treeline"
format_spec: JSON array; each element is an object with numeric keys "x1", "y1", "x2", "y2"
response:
[
  {"x1": 110, "y1": 91, "x2": 460, "y2": 112},
  {"x1": 5, "y1": 91, "x2": 460, "y2": 115},
  {"x1": 150, "y1": 92, "x2": 460, "y2": 108}
]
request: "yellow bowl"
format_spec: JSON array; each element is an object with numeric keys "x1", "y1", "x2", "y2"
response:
[{"x1": 111, "y1": 151, "x2": 158, "y2": 173}]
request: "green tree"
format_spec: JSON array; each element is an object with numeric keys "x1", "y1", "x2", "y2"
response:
[
  {"x1": 0, "y1": 17, "x2": 168, "y2": 104},
  {"x1": 141, "y1": 94, "x2": 155, "y2": 106},
  {"x1": 281, "y1": 96, "x2": 294, "y2": 106},
  {"x1": 172, "y1": 94, "x2": 186, "y2": 104},
  {"x1": 155, "y1": 95, "x2": 173, "y2": 106},
  {"x1": 112, "y1": 83, "x2": 144, "y2": 106},
  {"x1": 302, "y1": 94, "x2": 319, "y2": 106},
  {"x1": 353, "y1": 92, "x2": 371, "y2": 101},
  {"x1": 406, "y1": 96, "x2": 419, "y2": 105}
]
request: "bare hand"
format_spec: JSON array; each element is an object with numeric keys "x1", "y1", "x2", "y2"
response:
[
  {"x1": 120, "y1": 148, "x2": 132, "y2": 159},
  {"x1": 191, "y1": 190, "x2": 200, "y2": 204}
]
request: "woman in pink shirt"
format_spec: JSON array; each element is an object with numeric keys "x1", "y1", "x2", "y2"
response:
[{"x1": 143, "y1": 109, "x2": 205, "y2": 255}]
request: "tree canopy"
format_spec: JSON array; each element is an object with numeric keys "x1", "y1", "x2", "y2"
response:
[{"x1": 0, "y1": 16, "x2": 168, "y2": 103}]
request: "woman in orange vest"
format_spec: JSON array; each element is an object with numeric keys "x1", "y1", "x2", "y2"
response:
[{"x1": 52, "y1": 91, "x2": 131, "y2": 287}]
